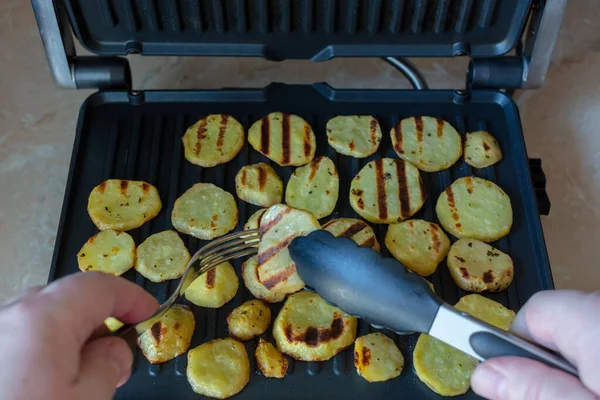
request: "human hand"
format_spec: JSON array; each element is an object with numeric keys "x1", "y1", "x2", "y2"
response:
[
  {"x1": 0, "y1": 272, "x2": 158, "y2": 400},
  {"x1": 471, "y1": 290, "x2": 600, "y2": 400}
]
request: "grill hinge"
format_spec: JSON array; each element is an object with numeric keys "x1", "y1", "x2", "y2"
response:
[{"x1": 31, "y1": 0, "x2": 131, "y2": 90}]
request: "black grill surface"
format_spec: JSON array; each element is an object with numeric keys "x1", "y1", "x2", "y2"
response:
[
  {"x1": 62, "y1": 0, "x2": 532, "y2": 59},
  {"x1": 49, "y1": 84, "x2": 553, "y2": 400}
]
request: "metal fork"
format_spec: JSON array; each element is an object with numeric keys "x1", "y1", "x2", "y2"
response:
[{"x1": 111, "y1": 229, "x2": 259, "y2": 341}]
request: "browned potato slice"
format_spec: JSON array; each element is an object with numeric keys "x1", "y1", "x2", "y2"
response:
[
  {"x1": 172, "y1": 183, "x2": 238, "y2": 240},
  {"x1": 350, "y1": 158, "x2": 426, "y2": 223},
  {"x1": 257, "y1": 205, "x2": 320, "y2": 294},
  {"x1": 241, "y1": 256, "x2": 286, "y2": 303},
  {"x1": 77, "y1": 230, "x2": 135, "y2": 275},
  {"x1": 135, "y1": 230, "x2": 190, "y2": 282},
  {"x1": 354, "y1": 332, "x2": 404, "y2": 382},
  {"x1": 184, "y1": 262, "x2": 239, "y2": 308},
  {"x1": 255, "y1": 339, "x2": 288, "y2": 378},
  {"x1": 227, "y1": 299, "x2": 271, "y2": 341},
  {"x1": 285, "y1": 156, "x2": 339, "y2": 219},
  {"x1": 182, "y1": 114, "x2": 244, "y2": 167},
  {"x1": 385, "y1": 220, "x2": 450, "y2": 276},
  {"x1": 464, "y1": 130, "x2": 502, "y2": 168},
  {"x1": 326, "y1": 115, "x2": 382, "y2": 158},
  {"x1": 187, "y1": 338, "x2": 250, "y2": 399},
  {"x1": 88, "y1": 179, "x2": 161, "y2": 231},
  {"x1": 436, "y1": 176, "x2": 512, "y2": 242},
  {"x1": 391, "y1": 116, "x2": 462, "y2": 172},
  {"x1": 243, "y1": 209, "x2": 266, "y2": 231},
  {"x1": 273, "y1": 291, "x2": 357, "y2": 361},
  {"x1": 138, "y1": 304, "x2": 195, "y2": 363},
  {"x1": 322, "y1": 218, "x2": 381, "y2": 252},
  {"x1": 248, "y1": 112, "x2": 316, "y2": 166},
  {"x1": 235, "y1": 163, "x2": 283, "y2": 207}
]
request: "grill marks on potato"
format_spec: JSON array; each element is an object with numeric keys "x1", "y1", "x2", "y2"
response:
[
  {"x1": 235, "y1": 163, "x2": 283, "y2": 207},
  {"x1": 241, "y1": 256, "x2": 286, "y2": 303},
  {"x1": 354, "y1": 333, "x2": 404, "y2": 382},
  {"x1": 323, "y1": 218, "x2": 381, "y2": 252},
  {"x1": 194, "y1": 119, "x2": 208, "y2": 155},
  {"x1": 249, "y1": 112, "x2": 316, "y2": 166},
  {"x1": 284, "y1": 315, "x2": 344, "y2": 346},
  {"x1": 326, "y1": 116, "x2": 382, "y2": 158},
  {"x1": 465, "y1": 130, "x2": 503, "y2": 168},
  {"x1": 182, "y1": 114, "x2": 244, "y2": 167},
  {"x1": 350, "y1": 158, "x2": 426, "y2": 224}
]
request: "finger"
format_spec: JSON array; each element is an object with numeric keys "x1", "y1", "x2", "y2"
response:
[
  {"x1": 74, "y1": 336, "x2": 133, "y2": 399},
  {"x1": 39, "y1": 272, "x2": 158, "y2": 346},
  {"x1": 471, "y1": 357, "x2": 598, "y2": 400},
  {"x1": 509, "y1": 290, "x2": 600, "y2": 394}
]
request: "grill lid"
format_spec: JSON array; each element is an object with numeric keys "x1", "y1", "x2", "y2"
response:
[{"x1": 63, "y1": 0, "x2": 533, "y2": 59}]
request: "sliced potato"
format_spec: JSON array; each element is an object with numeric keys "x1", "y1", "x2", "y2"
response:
[
  {"x1": 187, "y1": 338, "x2": 250, "y2": 399},
  {"x1": 88, "y1": 179, "x2": 161, "y2": 231},
  {"x1": 182, "y1": 114, "x2": 244, "y2": 168},
  {"x1": 77, "y1": 230, "x2": 135, "y2": 275},
  {"x1": 172, "y1": 183, "x2": 238, "y2": 240},
  {"x1": 350, "y1": 158, "x2": 426, "y2": 223},
  {"x1": 243, "y1": 209, "x2": 266, "y2": 231},
  {"x1": 241, "y1": 256, "x2": 286, "y2": 303},
  {"x1": 248, "y1": 112, "x2": 316, "y2": 166},
  {"x1": 385, "y1": 220, "x2": 450, "y2": 276},
  {"x1": 184, "y1": 262, "x2": 239, "y2": 308},
  {"x1": 322, "y1": 218, "x2": 381, "y2": 252},
  {"x1": 326, "y1": 115, "x2": 382, "y2": 158},
  {"x1": 465, "y1": 130, "x2": 502, "y2": 168},
  {"x1": 414, "y1": 294, "x2": 515, "y2": 396},
  {"x1": 138, "y1": 304, "x2": 195, "y2": 364},
  {"x1": 257, "y1": 205, "x2": 320, "y2": 294},
  {"x1": 104, "y1": 317, "x2": 124, "y2": 332},
  {"x1": 354, "y1": 332, "x2": 404, "y2": 382},
  {"x1": 285, "y1": 156, "x2": 339, "y2": 219},
  {"x1": 235, "y1": 163, "x2": 283, "y2": 207},
  {"x1": 448, "y1": 239, "x2": 514, "y2": 292},
  {"x1": 135, "y1": 230, "x2": 190, "y2": 282},
  {"x1": 227, "y1": 299, "x2": 271, "y2": 341},
  {"x1": 255, "y1": 338, "x2": 288, "y2": 378},
  {"x1": 391, "y1": 116, "x2": 462, "y2": 172},
  {"x1": 436, "y1": 176, "x2": 512, "y2": 242},
  {"x1": 273, "y1": 291, "x2": 357, "y2": 361}
]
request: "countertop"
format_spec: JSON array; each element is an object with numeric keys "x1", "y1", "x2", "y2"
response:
[{"x1": 1, "y1": 1, "x2": 599, "y2": 303}]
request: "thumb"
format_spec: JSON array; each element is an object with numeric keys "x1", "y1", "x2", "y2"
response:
[
  {"x1": 471, "y1": 357, "x2": 597, "y2": 400},
  {"x1": 75, "y1": 337, "x2": 133, "y2": 399}
]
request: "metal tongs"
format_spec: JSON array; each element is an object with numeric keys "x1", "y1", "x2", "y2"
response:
[{"x1": 288, "y1": 230, "x2": 578, "y2": 377}]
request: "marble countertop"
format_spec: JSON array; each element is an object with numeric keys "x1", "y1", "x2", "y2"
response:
[{"x1": 1, "y1": 1, "x2": 599, "y2": 303}]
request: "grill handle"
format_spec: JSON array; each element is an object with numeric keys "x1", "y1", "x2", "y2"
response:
[{"x1": 529, "y1": 158, "x2": 550, "y2": 215}]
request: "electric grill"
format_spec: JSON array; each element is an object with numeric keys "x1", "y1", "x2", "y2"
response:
[{"x1": 33, "y1": 1, "x2": 565, "y2": 399}]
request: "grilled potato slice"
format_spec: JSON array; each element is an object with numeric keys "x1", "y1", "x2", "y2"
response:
[
  {"x1": 227, "y1": 299, "x2": 271, "y2": 341},
  {"x1": 385, "y1": 220, "x2": 450, "y2": 276},
  {"x1": 88, "y1": 179, "x2": 161, "y2": 231},
  {"x1": 285, "y1": 156, "x2": 339, "y2": 219},
  {"x1": 241, "y1": 256, "x2": 286, "y2": 303},
  {"x1": 391, "y1": 116, "x2": 462, "y2": 172},
  {"x1": 77, "y1": 230, "x2": 135, "y2": 275},
  {"x1": 138, "y1": 304, "x2": 195, "y2": 363},
  {"x1": 104, "y1": 317, "x2": 124, "y2": 332},
  {"x1": 326, "y1": 115, "x2": 382, "y2": 158},
  {"x1": 172, "y1": 183, "x2": 238, "y2": 240},
  {"x1": 255, "y1": 338, "x2": 288, "y2": 378},
  {"x1": 322, "y1": 218, "x2": 380, "y2": 252},
  {"x1": 414, "y1": 294, "x2": 515, "y2": 396},
  {"x1": 184, "y1": 262, "x2": 239, "y2": 308},
  {"x1": 448, "y1": 239, "x2": 514, "y2": 292},
  {"x1": 436, "y1": 176, "x2": 512, "y2": 242},
  {"x1": 464, "y1": 130, "x2": 502, "y2": 168},
  {"x1": 350, "y1": 158, "x2": 426, "y2": 223},
  {"x1": 273, "y1": 291, "x2": 357, "y2": 361},
  {"x1": 248, "y1": 112, "x2": 316, "y2": 166},
  {"x1": 354, "y1": 332, "x2": 404, "y2": 382},
  {"x1": 257, "y1": 205, "x2": 320, "y2": 294},
  {"x1": 182, "y1": 114, "x2": 244, "y2": 168},
  {"x1": 187, "y1": 338, "x2": 250, "y2": 399},
  {"x1": 243, "y1": 209, "x2": 266, "y2": 231},
  {"x1": 135, "y1": 230, "x2": 190, "y2": 282},
  {"x1": 235, "y1": 163, "x2": 283, "y2": 207}
]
